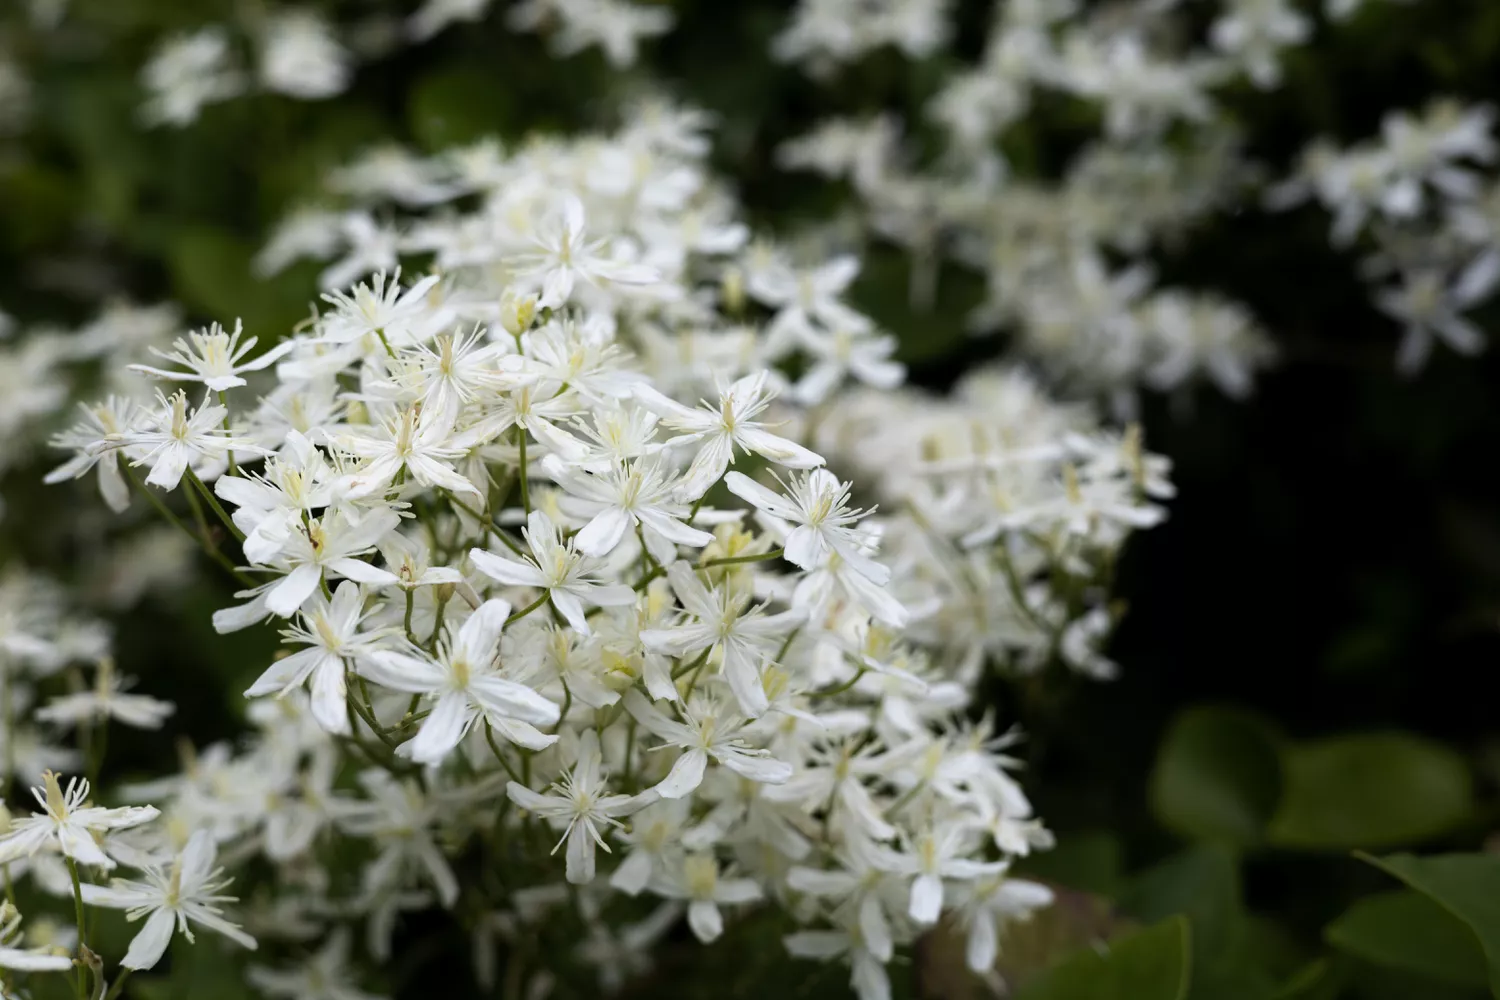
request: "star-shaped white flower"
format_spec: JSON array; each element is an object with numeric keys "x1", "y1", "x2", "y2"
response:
[
  {"x1": 505, "y1": 730, "x2": 655, "y2": 884},
  {"x1": 81, "y1": 829, "x2": 257, "y2": 970},
  {"x1": 0, "y1": 772, "x2": 159, "y2": 870}
]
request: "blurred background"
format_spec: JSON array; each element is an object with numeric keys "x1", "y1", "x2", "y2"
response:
[{"x1": 5, "y1": 1, "x2": 1500, "y2": 998}]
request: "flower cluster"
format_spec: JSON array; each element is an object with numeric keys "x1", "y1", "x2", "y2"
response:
[
  {"x1": 1271, "y1": 99, "x2": 1500, "y2": 371},
  {"x1": 13, "y1": 110, "x2": 1169, "y2": 999},
  {"x1": 136, "y1": 0, "x2": 673, "y2": 127},
  {"x1": 771, "y1": 0, "x2": 1280, "y2": 415}
]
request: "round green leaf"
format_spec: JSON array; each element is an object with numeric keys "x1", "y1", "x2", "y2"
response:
[
  {"x1": 1326, "y1": 889, "x2": 1489, "y2": 989},
  {"x1": 1150, "y1": 706, "x2": 1283, "y2": 847},
  {"x1": 1267, "y1": 733, "x2": 1472, "y2": 850},
  {"x1": 1359, "y1": 852, "x2": 1500, "y2": 997},
  {"x1": 1016, "y1": 917, "x2": 1193, "y2": 1000}
]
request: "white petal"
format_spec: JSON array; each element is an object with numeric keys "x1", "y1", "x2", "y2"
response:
[
  {"x1": 121, "y1": 908, "x2": 177, "y2": 970},
  {"x1": 654, "y1": 748, "x2": 708, "y2": 799},
  {"x1": 908, "y1": 873, "x2": 943, "y2": 924},
  {"x1": 265, "y1": 564, "x2": 322, "y2": 617},
  {"x1": 407, "y1": 691, "x2": 474, "y2": 764},
  {"x1": 564, "y1": 824, "x2": 596, "y2": 884},
  {"x1": 469, "y1": 549, "x2": 546, "y2": 587},
  {"x1": 687, "y1": 900, "x2": 723, "y2": 943},
  {"x1": 575, "y1": 506, "x2": 632, "y2": 556}
]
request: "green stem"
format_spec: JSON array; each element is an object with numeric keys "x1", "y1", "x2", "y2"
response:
[
  {"x1": 180, "y1": 470, "x2": 214, "y2": 544},
  {"x1": 346, "y1": 676, "x2": 401, "y2": 751},
  {"x1": 810, "y1": 667, "x2": 866, "y2": 699},
  {"x1": 516, "y1": 430, "x2": 531, "y2": 515},
  {"x1": 485, "y1": 722, "x2": 523, "y2": 783},
  {"x1": 682, "y1": 649, "x2": 713, "y2": 702},
  {"x1": 103, "y1": 969, "x2": 132, "y2": 1000},
  {"x1": 85, "y1": 718, "x2": 109, "y2": 790},
  {"x1": 638, "y1": 548, "x2": 785, "y2": 589},
  {"x1": 186, "y1": 467, "x2": 245, "y2": 541},
  {"x1": 67, "y1": 858, "x2": 88, "y2": 1000},
  {"x1": 126, "y1": 465, "x2": 253, "y2": 585},
  {"x1": 375, "y1": 328, "x2": 397, "y2": 358},
  {"x1": 672, "y1": 646, "x2": 713, "y2": 681},
  {"x1": 505, "y1": 592, "x2": 549, "y2": 626},
  {"x1": 217, "y1": 390, "x2": 237, "y2": 478}
]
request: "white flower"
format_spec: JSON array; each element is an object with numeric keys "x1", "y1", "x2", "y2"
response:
[
  {"x1": 120, "y1": 390, "x2": 267, "y2": 491},
  {"x1": 261, "y1": 509, "x2": 401, "y2": 618},
  {"x1": 785, "y1": 922, "x2": 892, "y2": 1000},
  {"x1": 506, "y1": 730, "x2": 655, "y2": 884},
  {"x1": 214, "y1": 433, "x2": 337, "y2": 565},
  {"x1": 885, "y1": 823, "x2": 1006, "y2": 924},
  {"x1": 791, "y1": 326, "x2": 905, "y2": 405},
  {"x1": 408, "y1": 0, "x2": 494, "y2": 41},
  {"x1": 129, "y1": 319, "x2": 294, "y2": 393},
  {"x1": 641, "y1": 561, "x2": 802, "y2": 718},
  {"x1": 140, "y1": 28, "x2": 244, "y2": 127},
  {"x1": 35, "y1": 658, "x2": 175, "y2": 731},
  {"x1": 318, "y1": 270, "x2": 442, "y2": 347},
  {"x1": 633, "y1": 371, "x2": 824, "y2": 500},
  {"x1": 80, "y1": 829, "x2": 256, "y2": 970},
  {"x1": 365, "y1": 599, "x2": 561, "y2": 762},
  {"x1": 245, "y1": 582, "x2": 391, "y2": 735},
  {"x1": 518, "y1": 195, "x2": 659, "y2": 307},
  {"x1": 0, "y1": 902, "x2": 72, "y2": 973},
  {"x1": 950, "y1": 869, "x2": 1054, "y2": 972},
  {"x1": 544, "y1": 454, "x2": 715, "y2": 562},
  {"x1": 726, "y1": 469, "x2": 889, "y2": 585},
  {"x1": 337, "y1": 405, "x2": 481, "y2": 499},
  {"x1": 623, "y1": 690, "x2": 792, "y2": 799},
  {"x1": 469, "y1": 509, "x2": 635, "y2": 633},
  {"x1": 652, "y1": 852, "x2": 762, "y2": 943},
  {"x1": 1376, "y1": 268, "x2": 1489, "y2": 373},
  {"x1": 0, "y1": 772, "x2": 159, "y2": 870},
  {"x1": 44, "y1": 397, "x2": 146, "y2": 513},
  {"x1": 259, "y1": 11, "x2": 351, "y2": 100}
]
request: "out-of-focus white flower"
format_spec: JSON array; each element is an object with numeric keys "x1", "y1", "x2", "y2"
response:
[
  {"x1": 0, "y1": 772, "x2": 158, "y2": 870},
  {"x1": 259, "y1": 11, "x2": 352, "y2": 100},
  {"x1": 81, "y1": 829, "x2": 256, "y2": 970},
  {"x1": 140, "y1": 28, "x2": 244, "y2": 127}
]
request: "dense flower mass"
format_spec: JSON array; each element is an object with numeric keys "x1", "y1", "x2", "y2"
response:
[
  {"x1": 10, "y1": 0, "x2": 1488, "y2": 997},
  {"x1": 0, "y1": 101, "x2": 1168, "y2": 998}
]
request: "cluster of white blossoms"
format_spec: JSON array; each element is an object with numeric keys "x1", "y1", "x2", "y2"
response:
[
  {"x1": 135, "y1": 0, "x2": 672, "y2": 127},
  {"x1": 3, "y1": 106, "x2": 1170, "y2": 1000},
  {"x1": 139, "y1": 14, "x2": 351, "y2": 127},
  {"x1": 766, "y1": 0, "x2": 1500, "y2": 401},
  {"x1": 771, "y1": 0, "x2": 1285, "y2": 416},
  {"x1": 1270, "y1": 99, "x2": 1500, "y2": 372}
]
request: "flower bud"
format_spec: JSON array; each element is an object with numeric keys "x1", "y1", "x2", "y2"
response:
[{"x1": 498, "y1": 289, "x2": 538, "y2": 338}]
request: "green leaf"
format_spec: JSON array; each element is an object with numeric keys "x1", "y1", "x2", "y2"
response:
[
  {"x1": 1015, "y1": 917, "x2": 1192, "y2": 1000},
  {"x1": 1326, "y1": 889, "x2": 1488, "y2": 989},
  {"x1": 1120, "y1": 845, "x2": 1240, "y2": 965},
  {"x1": 1358, "y1": 852, "x2": 1500, "y2": 997},
  {"x1": 1119, "y1": 846, "x2": 1277, "y2": 1000},
  {"x1": 1268, "y1": 734, "x2": 1472, "y2": 850},
  {"x1": 1271, "y1": 960, "x2": 1344, "y2": 1000},
  {"x1": 1151, "y1": 706, "x2": 1283, "y2": 847}
]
